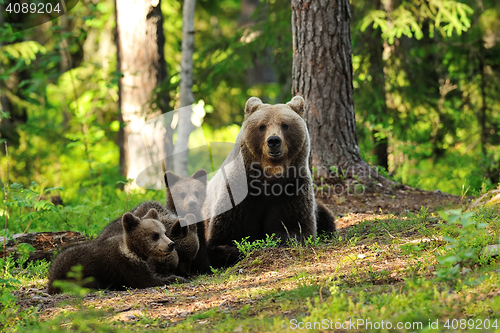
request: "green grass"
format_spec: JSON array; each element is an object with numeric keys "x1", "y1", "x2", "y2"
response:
[
  {"x1": 2, "y1": 192, "x2": 500, "y2": 332},
  {"x1": 1, "y1": 181, "x2": 166, "y2": 238}
]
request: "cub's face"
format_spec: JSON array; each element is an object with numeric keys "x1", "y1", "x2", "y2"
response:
[
  {"x1": 242, "y1": 96, "x2": 308, "y2": 175},
  {"x1": 165, "y1": 170, "x2": 207, "y2": 216},
  {"x1": 171, "y1": 179, "x2": 206, "y2": 215},
  {"x1": 122, "y1": 209, "x2": 176, "y2": 258}
]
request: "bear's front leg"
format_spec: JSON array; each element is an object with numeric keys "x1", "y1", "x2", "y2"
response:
[{"x1": 262, "y1": 192, "x2": 316, "y2": 243}]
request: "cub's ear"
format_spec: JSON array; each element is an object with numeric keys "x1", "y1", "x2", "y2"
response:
[
  {"x1": 286, "y1": 96, "x2": 305, "y2": 118},
  {"x1": 122, "y1": 213, "x2": 141, "y2": 233},
  {"x1": 170, "y1": 220, "x2": 188, "y2": 238},
  {"x1": 164, "y1": 171, "x2": 181, "y2": 189},
  {"x1": 191, "y1": 169, "x2": 207, "y2": 186},
  {"x1": 143, "y1": 208, "x2": 159, "y2": 220},
  {"x1": 245, "y1": 97, "x2": 263, "y2": 116}
]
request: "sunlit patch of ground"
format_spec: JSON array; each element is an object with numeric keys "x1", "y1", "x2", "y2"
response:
[
  {"x1": 16, "y1": 211, "x2": 449, "y2": 328},
  {"x1": 13, "y1": 190, "x2": 496, "y2": 332}
]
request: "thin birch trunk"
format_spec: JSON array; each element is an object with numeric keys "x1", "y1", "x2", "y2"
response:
[{"x1": 174, "y1": 0, "x2": 196, "y2": 177}]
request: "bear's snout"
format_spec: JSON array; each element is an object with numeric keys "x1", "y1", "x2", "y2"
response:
[
  {"x1": 267, "y1": 136, "x2": 282, "y2": 152},
  {"x1": 266, "y1": 136, "x2": 283, "y2": 158},
  {"x1": 188, "y1": 200, "x2": 198, "y2": 210},
  {"x1": 168, "y1": 242, "x2": 176, "y2": 251}
]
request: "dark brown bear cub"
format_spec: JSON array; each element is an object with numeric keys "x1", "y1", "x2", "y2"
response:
[
  {"x1": 164, "y1": 169, "x2": 211, "y2": 274},
  {"x1": 100, "y1": 200, "x2": 200, "y2": 277},
  {"x1": 47, "y1": 209, "x2": 185, "y2": 294},
  {"x1": 165, "y1": 169, "x2": 207, "y2": 221}
]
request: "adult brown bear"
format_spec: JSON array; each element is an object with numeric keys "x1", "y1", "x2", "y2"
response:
[{"x1": 203, "y1": 96, "x2": 335, "y2": 268}]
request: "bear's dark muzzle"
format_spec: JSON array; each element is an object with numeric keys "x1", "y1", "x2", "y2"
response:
[
  {"x1": 267, "y1": 136, "x2": 282, "y2": 149},
  {"x1": 267, "y1": 136, "x2": 283, "y2": 157},
  {"x1": 188, "y1": 200, "x2": 198, "y2": 210}
]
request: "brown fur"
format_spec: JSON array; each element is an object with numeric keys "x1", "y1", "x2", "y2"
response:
[
  {"x1": 97, "y1": 201, "x2": 199, "y2": 277},
  {"x1": 165, "y1": 169, "x2": 207, "y2": 218},
  {"x1": 315, "y1": 201, "x2": 336, "y2": 234},
  {"x1": 47, "y1": 209, "x2": 186, "y2": 294},
  {"x1": 164, "y1": 169, "x2": 211, "y2": 274},
  {"x1": 133, "y1": 201, "x2": 200, "y2": 276},
  {"x1": 203, "y1": 96, "x2": 335, "y2": 268}
]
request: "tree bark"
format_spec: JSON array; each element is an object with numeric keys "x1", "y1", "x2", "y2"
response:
[
  {"x1": 173, "y1": 0, "x2": 196, "y2": 177},
  {"x1": 291, "y1": 0, "x2": 370, "y2": 179},
  {"x1": 115, "y1": 0, "x2": 168, "y2": 179}
]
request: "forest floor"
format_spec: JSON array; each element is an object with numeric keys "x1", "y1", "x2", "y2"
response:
[{"x1": 6, "y1": 185, "x2": 500, "y2": 332}]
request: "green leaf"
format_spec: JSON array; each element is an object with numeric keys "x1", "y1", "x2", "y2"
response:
[
  {"x1": 439, "y1": 255, "x2": 459, "y2": 264},
  {"x1": 442, "y1": 236, "x2": 457, "y2": 243}
]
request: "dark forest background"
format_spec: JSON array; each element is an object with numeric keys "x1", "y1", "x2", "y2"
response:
[{"x1": 0, "y1": 0, "x2": 499, "y2": 225}]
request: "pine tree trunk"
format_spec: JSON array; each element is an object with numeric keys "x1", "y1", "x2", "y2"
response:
[
  {"x1": 291, "y1": 0, "x2": 370, "y2": 179},
  {"x1": 115, "y1": 0, "x2": 168, "y2": 179},
  {"x1": 174, "y1": 0, "x2": 196, "y2": 177}
]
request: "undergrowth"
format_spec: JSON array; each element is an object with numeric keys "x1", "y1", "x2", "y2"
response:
[
  {"x1": 1, "y1": 181, "x2": 166, "y2": 238},
  {"x1": 1, "y1": 198, "x2": 500, "y2": 332}
]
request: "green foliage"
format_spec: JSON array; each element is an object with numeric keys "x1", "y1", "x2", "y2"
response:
[
  {"x1": 0, "y1": 41, "x2": 46, "y2": 64},
  {"x1": 2, "y1": 181, "x2": 59, "y2": 234},
  {"x1": 234, "y1": 234, "x2": 281, "y2": 257},
  {"x1": 52, "y1": 264, "x2": 94, "y2": 297},
  {"x1": 435, "y1": 209, "x2": 492, "y2": 282},
  {"x1": 361, "y1": 0, "x2": 473, "y2": 44},
  {"x1": 353, "y1": 0, "x2": 500, "y2": 194},
  {"x1": 304, "y1": 231, "x2": 335, "y2": 247},
  {"x1": 0, "y1": 275, "x2": 25, "y2": 330},
  {"x1": 16, "y1": 242, "x2": 35, "y2": 264},
  {"x1": 0, "y1": 1, "x2": 497, "y2": 331},
  {"x1": 0, "y1": 253, "x2": 51, "y2": 331},
  {"x1": 2, "y1": 177, "x2": 165, "y2": 237},
  {"x1": 1, "y1": 0, "x2": 499, "y2": 198}
]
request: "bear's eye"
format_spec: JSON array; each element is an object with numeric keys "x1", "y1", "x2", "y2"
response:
[
  {"x1": 152, "y1": 233, "x2": 160, "y2": 241},
  {"x1": 282, "y1": 123, "x2": 289, "y2": 130},
  {"x1": 259, "y1": 125, "x2": 266, "y2": 132},
  {"x1": 180, "y1": 193, "x2": 186, "y2": 199},
  {"x1": 194, "y1": 191, "x2": 199, "y2": 198}
]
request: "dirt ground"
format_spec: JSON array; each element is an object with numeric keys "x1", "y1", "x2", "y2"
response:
[
  {"x1": 317, "y1": 180, "x2": 465, "y2": 217},
  {"x1": 12, "y1": 183, "x2": 467, "y2": 328}
]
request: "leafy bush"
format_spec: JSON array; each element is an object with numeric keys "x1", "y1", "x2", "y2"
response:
[{"x1": 435, "y1": 209, "x2": 493, "y2": 282}]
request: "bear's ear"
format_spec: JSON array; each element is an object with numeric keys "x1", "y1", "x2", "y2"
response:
[
  {"x1": 170, "y1": 220, "x2": 188, "y2": 238},
  {"x1": 164, "y1": 171, "x2": 181, "y2": 189},
  {"x1": 143, "y1": 208, "x2": 159, "y2": 220},
  {"x1": 245, "y1": 97, "x2": 263, "y2": 116},
  {"x1": 286, "y1": 96, "x2": 305, "y2": 118},
  {"x1": 191, "y1": 169, "x2": 207, "y2": 186},
  {"x1": 122, "y1": 213, "x2": 141, "y2": 233}
]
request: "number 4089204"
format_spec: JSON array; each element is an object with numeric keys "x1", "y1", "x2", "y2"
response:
[{"x1": 5, "y1": 2, "x2": 62, "y2": 14}]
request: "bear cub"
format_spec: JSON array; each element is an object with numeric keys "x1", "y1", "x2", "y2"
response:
[
  {"x1": 98, "y1": 201, "x2": 197, "y2": 277},
  {"x1": 47, "y1": 209, "x2": 186, "y2": 294},
  {"x1": 164, "y1": 169, "x2": 210, "y2": 274},
  {"x1": 134, "y1": 201, "x2": 199, "y2": 276}
]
